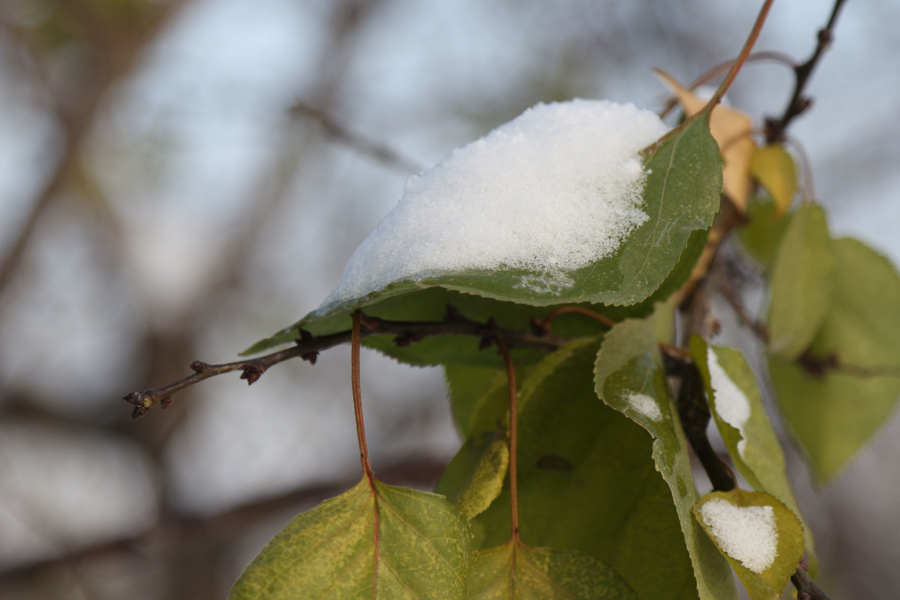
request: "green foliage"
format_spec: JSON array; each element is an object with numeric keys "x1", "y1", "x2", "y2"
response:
[
  {"x1": 690, "y1": 339, "x2": 816, "y2": 570},
  {"x1": 224, "y1": 48, "x2": 899, "y2": 598},
  {"x1": 769, "y1": 237, "x2": 900, "y2": 483},
  {"x1": 595, "y1": 320, "x2": 738, "y2": 600},
  {"x1": 767, "y1": 204, "x2": 834, "y2": 359},
  {"x1": 230, "y1": 477, "x2": 472, "y2": 599},
  {"x1": 467, "y1": 542, "x2": 638, "y2": 599},
  {"x1": 243, "y1": 113, "x2": 721, "y2": 360},
  {"x1": 459, "y1": 338, "x2": 697, "y2": 600},
  {"x1": 694, "y1": 490, "x2": 804, "y2": 600}
]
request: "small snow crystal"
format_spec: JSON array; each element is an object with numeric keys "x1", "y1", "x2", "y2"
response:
[
  {"x1": 322, "y1": 100, "x2": 668, "y2": 307},
  {"x1": 698, "y1": 499, "x2": 778, "y2": 574},
  {"x1": 625, "y1": 392, "x2": 662, "y2": 421},
  {"x1": 707, "y1": 347, "x2": 752, "y2": 457}
]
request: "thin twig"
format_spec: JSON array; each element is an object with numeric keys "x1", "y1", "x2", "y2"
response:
[
  {"x1": 765, "y1": 0, "x2": 848, "y2": 143},
  {"x1": 124, "y1": 308, "x2": 571, "y2": 419},
  {"x1": 711, "y1": 258, "x2": 770, "y2": 342}
]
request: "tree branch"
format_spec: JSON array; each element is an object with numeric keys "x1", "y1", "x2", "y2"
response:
[
  {"x1": 123, "y1": 307, "x2": 571, "y2": 419},
  {"x1": 765, "y1": 0, "x2": 848, "y2": 143},
  {"x1": 792, "y1": 564, "x2": 834, "y2": 600},
  {"x1": 0, "y1": 456, "x2": 448, "y2": 585},
  {"x1": 290, "y1": 103, "x2": 424, "y2": 174}
]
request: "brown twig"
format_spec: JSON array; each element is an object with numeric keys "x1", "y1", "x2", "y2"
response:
[
  {"x1": 765, "y1": 0, "x2": 848, "y2": 143},
  {"x1": 124, "y1": 308, "x2": 571, "y2": 419},
  {"x1": 663, "y1": 353, "x2": 736, "y2": 493},
  {"x1": 792, "y1": 564, "x2": 834, "y2": 600}
]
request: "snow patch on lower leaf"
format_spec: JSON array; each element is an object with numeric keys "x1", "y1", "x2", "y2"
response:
[{"x1": 697, "y1": 498, "x2": 777, "y2": 574}]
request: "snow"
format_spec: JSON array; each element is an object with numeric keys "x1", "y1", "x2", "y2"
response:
[
  {"x1": 625, "y1": 391, "x2": 663, "y2": 421},
  {"x1": 321, "y1": 99, "x2": 668, "y2": 307},
  {"x1": 698, "y1": 498, "x2": 778, "y2": 574},
  {"x1": 707, "y1": 347, "x2": 751, "y2": 457}
]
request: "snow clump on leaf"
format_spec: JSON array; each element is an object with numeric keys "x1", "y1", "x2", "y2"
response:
[{"x1": 323, "y1": 99, "x2": 668, "y2": 307}]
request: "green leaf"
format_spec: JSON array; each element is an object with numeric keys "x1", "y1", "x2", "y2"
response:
[
  {"x1": 767, "y1": 204, "x2": 834, "y2": 359},
  {"x1": 467, "y1": 541, "x2": 638, "y2": 599},
  {"x1": 244, "y1": 116, "x2": 721, "y2": 357},
  {"x1": 737, "y1": 199, "x2": 791, "y2": 270},
  {"x1": 690, "y1": 339, "x2": 816, "y2": 571},
  {"x1": 595, "y1": 319, "x2": 738, "y2": 600},
  {"x1": 229, "y1": 477, "x2": 472, "y2": 600},
  {"x1": 465, "y1": 338, "x2": 700, "y2": 600},
  {"x1": 769, "y1": 237, "x2": 900, "y2": 484},
  {"x1": 694, "y1": 490, "x2": 804, "y2": 600},
  {"x1": 435, "y1": 433, "x2": 509, "y2": 521}
]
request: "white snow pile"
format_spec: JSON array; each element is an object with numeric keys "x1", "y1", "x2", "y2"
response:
[
  {"x1": 707, "y1": 347, "x2": 752, "y2": 457},
  {"x1": 625, "y1": 391, "x2": 663, "y2": 421},
  {"x1": 698, "y1": 499, "x2": 778, "y2": 574},
  {"x1": 322, "y1": 99, "x2": 668, "y2": 307}
]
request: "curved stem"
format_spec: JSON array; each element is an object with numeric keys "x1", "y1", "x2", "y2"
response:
[
  {"x1": 708, "y1": 0, "x2": 776, "y2": 110},
  {"x1": 541, "y1": 305, "x2": 616, "y2": 330},
  {"x1": 352, "y1": 310, "x2": 374, "y2": 478},
  {"x1": 658, "y1": 51, "x2": 796, "y2": 119},
  {"x1": 496, "y1": 339, "x2": 520, "y2": 542}
]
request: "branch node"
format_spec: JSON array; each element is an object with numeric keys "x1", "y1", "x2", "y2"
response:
[
  {"x1": 131, "y1": 406, "x2": 149, "y2": 421},
  {"x1": 301, "y1": 352, "x2": 319, "y2": 365},
  {"x1": 190, "y1": 361, "x2": 208, "y2": 373},
  {"x1": 530, "y1": 317, "x2": 549, "y2": 336},
  {"x1": 358, "y1": 313, "x2": 381, "y2": 331},
  {"x1": 160, "y1": 397, "x2": 173, "y2": 410},
  {"x1": 394, "y1": 332, "x2": 422, "y2": 348},
  {"x1": 240, "y1": 365, "x2": 265, "y2": 385}
]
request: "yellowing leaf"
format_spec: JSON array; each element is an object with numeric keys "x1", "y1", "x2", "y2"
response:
[
  {"x1": 694, "y1": 490, "x2": 804, "y2": 600},
  {"x1": 751, "y1": 145, "x2": 798, "y2": 215},
  {"x1": 467, "y1": 541, "x2": 638, "y2": 599},
  {"x1": 229, "y1": 477, "x2": 472, "y2": 600},
  {"x1": 436, "y1": 433, "x2": 509, "y2": 520},
  {"x1": 655, "y1": 69, "x2": 757, "y2": 211}
]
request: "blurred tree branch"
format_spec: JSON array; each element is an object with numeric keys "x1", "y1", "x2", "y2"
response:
[
  {"x1": 0, "y1": 0, "x2": 191, "y2": 295},
  {"x1": 0, "y1": 456, "x2": 448, "y2": 588}
]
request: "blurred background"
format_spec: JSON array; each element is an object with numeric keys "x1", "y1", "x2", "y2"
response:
[{"x1": 0, "y1": 0, "x2": 897, "y2": 598}]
